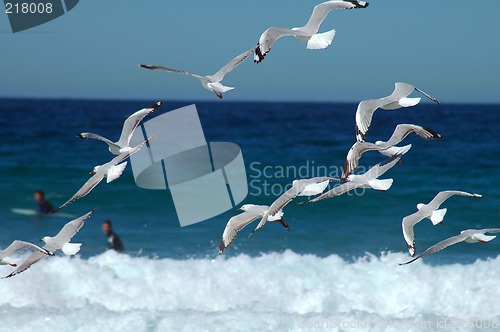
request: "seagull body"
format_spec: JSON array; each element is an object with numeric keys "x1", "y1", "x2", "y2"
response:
[
  {"x1": 50, "y1": 138, "x2": 151, "y2": 214},
  {"x1": 355, "y1": 82, "x2": 440, "y2": 142},
  {"x1": 308, "y1": 153, "x2": 405, "y2": 203},
  {"x1": 254, "y1": 0, "x2": 369, "y2": 63},
  {"x1": 343, "y1": 124, "x2": 443, "y2": 178},
  {"x1": 3, "y1": 210, "x2": 94, "y2": 278},
  {"x1": 0, "y1": 241, "x2": 50, "y2": 267},
  {"x1": 77, "y1": 102, "x2": 162, "y2": 155},
  {"x1": 219, "y1": 204, "x2": 288, "y2": 254},
  {"x1": 402, "y1": 191, "x2": 483, "y2": 256},
  {"x1": 399, "y1": 228, "x2": 500, "y2": 265},
  {"x1": 251, "y1": 177, "x2": 341, "y2": 235},
  {"x1": 140, "y1": 47, "x2": 255, "y2": 99}
]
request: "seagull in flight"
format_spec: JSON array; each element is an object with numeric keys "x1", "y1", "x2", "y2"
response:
[
  {"x1": 254, "y1": 0, "x2": 369, "y2": 63},
  {"x1": 343, "y1": 124, "x2": 443, "y2": 178},
  {"x1": 402, "y1": 191, "x2": 483, "y2": 256},
  {"x1": 3, "y1": 210, "x2": 94, "y2": 278},
  {"x1": 250, "y1": 177, "x2": 341, "y2": 236},
  {"x1": 356, "y1": 82, "x2": 440, "y2": 142},
  {"x1": 308, "y1": 153, "x2": 406, "y2": 204},
  {"x1": 140, "y1": 46, "x2": 255, "y2": 99},
  {"x1": 50, "y1": 137, "x2": 152, "y2": 214},
  {"x1": 399, "y1": 228, "x2": 500, "y2": 266},
  {"x1": 0, "y1": 241, "x2": 50, "y2": 267},
  {"x1": 219, "y1": 204, "x2": 288, "y2": 254},
  {"x1": 77, "y1": 102, "x2": 163, "y2": 155}
]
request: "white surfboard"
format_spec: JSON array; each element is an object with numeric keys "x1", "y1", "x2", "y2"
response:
[{"x1": 11, "y1": 208, "x2": 75, "y2": 219}]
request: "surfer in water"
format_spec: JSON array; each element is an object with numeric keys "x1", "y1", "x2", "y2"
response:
[
  {"x1": 34, "y1": 190, "x2": 53, "y2": 215},
  {"x1": 102, "y1": 220, "x2": 124, "y2": 252}
]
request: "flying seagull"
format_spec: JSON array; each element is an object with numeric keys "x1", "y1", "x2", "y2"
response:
[
  {"x1": 308, "y1": 153, "x2": 405, "y2": 204},
  {"x1": 77, "y1": 102, "x2": 163, "y2": 155},
  {"x1": 140, "y1": 46, "x2": 255, "y2": 99},
  {"x1": 219, "y1": 204, "x2": 288, "y2": 254},
  {"x1": 3, "y1": 210, "x2": 94, "y2": 278},
  {"x1": 50, "y1": 137, "x2": 152, "y2": 214},
  {"x1": 254, "y1": 0, "x2": 369, "y2": 63},
  {"x1": 250, "y1": 177, "x2": 341, "y2": 236},
  {"x1": 355, "y1": 82, "x2": 440, "y2": 142},
  {"x1": 402, "y1": 191, "x2": 483, "y2": 256},
  {"x1": 0, "y1": 241, "x2": 50, "y2": 267},
  {"x1": 399, "y1": 228, "x2": 500, "y2": 266},
  {"x1": 343, "y1": 124, "x2": 443, "y2": 178}
]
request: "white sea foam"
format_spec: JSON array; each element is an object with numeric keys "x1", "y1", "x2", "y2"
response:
[{"x1": 0, "y1": 250, "x2": 499, "y2": 332}]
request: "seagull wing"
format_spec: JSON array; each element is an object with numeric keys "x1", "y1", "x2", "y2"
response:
[
  {"x1": 0, "y1": 240, "x2": 49, "y2": 258},
  {"x1": 342, "y1": 141, "x2": 381, "y2": 178},
  {"x1": 414, "y1": 87, "x2": 440, "y2": 104},
  {"x1": 115, "y1": 102, "x2": 163, "y2": 148},
  {"x1": 139, "y1": 64, "x2": 205, "y2": 80},
  {"x1": 309, "y1": 182, "x2": 361, "y2": 203},
  {"x1": 385, "y1": 124, "x2": 442, "y2": 147},
  {"x1": 208, "y1": 47, "x2": 256, "y2": 83},
  {"x1": 362, "y1": 153, "x2": 404, "y2": 179},
  {"x1": 47, "y1": 210, "x2": 94, "y2": 251},
  {"x1": 427, "y1": 191, "x2": 482, "y2": 210},
  {"x1": 254, "y1": 27, "x2": 303, "y2": 63},
  {"x1": 77, "y1": 132, "x2": 116, "y2": 149},
  {"x1": 50, "y1": 172, "x2": 105, "y2": 214},
  {"x1": 399, "y1": 233, "x2": 468, "y2": 265},
  {"x1": 402, "y1": 210, "x2": 428, "y2": 256},
  {"x1": 219, "y1": 210, "x2": 262, "y2": 254},
  {"x1": 3, "y1": 251, "x2": 48, "y2": 278},
  {"x1": 302, "y1": 0, "x2": 369, "y2": 34},
  {"x1": 252, "y1": 185, "x2": 300, "y2": 233}
]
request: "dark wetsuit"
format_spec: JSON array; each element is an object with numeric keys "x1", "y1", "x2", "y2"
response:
[
  {"x1": 107, "y1": 232, "x2": 124, "y2": 252},
  {"x1": 36, "y1": 199, "x2": 53, "y2": 215}
]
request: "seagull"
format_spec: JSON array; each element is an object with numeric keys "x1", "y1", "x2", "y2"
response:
[
  {"x1": 308, "y1": 153, "x2": 405, "y2": 204},
  {"x1": 355, "y1": 82, "x2": 440, "y2": 142},
  {"x1": 399, "y1": 228, "x2": 500, "y2": 266},
  {"x1": 219, "y1": 204, "x2": 288, "y2": 254},
  {"x1": 50, "y1": 137, "x2": 152, "y2": 214},
  {"x1": 343, "y1": 124, "x2": 443, "y2": 178},
  {"x1": 3, "y1": 210, "x2": 94, "y2": 278},
  {"x1": 0, "y1": 241, "x2": 51, "y2": 267},
  {"x1": 250, "y1": 177, "x2": 341, "y2": 235},
  {"x1": 402, "y1": 191, "x2": 483, "y2": 256},
  {"x1": 254, "y1": 0, "x2": 369, "y2": 63},
  {"x1": 140, "y1": 46, "x2": 255, "y2": 99},
  {"x1": 77, "y1": 102, "x2": 163, "y2": 155}
]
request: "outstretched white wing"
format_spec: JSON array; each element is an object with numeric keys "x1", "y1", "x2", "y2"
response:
[
  {"x1": 208, "y1": 47, "x2": 256, "y2": 83},
  {"x1": 139, "y1": 64, "x2": 205, "y2": 80},
  {"x1": 0, "y1": 240, "x2": 49, "y2": 258},
  {"x1": 385, "y1": 124, "x2": 442, "y2": 147},
  {"x1": 427, "y1": 191, "x2": 482, "y2": 210},
  {"x1": 115, "y1": 102, "x2": 163, "y2": 148},
  {"x1": 302, "y1": 0, "x2": 369, "y2": 34},
  {"x1": 219, "y1": 209, "x2": 264, "y2": 254}
]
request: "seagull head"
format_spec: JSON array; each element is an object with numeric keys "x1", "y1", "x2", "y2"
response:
[
  {"x1": 90, "y1": 166, "x2": 100, "y2": 175},
  {"x1": 41, "y1": 236, "x2": 51, "y2": 244},
  {"x1": 239, "y1": 204, "x2": 254, "y2": 212},
  {"x1": 375, "y1": 140, "x2": 383, "y2": 145},
  {"x1": 346, "y1": 174, "x2": 355, "y2": 182},
  {"x1": 416, "y1": 203, "x2": 425, "y2": 211}
]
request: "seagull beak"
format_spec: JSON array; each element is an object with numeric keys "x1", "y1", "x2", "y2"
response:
[
  {"x1": 237, "y1": 208, "x2": 243, "y2": 211},
  {"x1": 90, "y1": 170, "x2": 96, "y2": 175}
]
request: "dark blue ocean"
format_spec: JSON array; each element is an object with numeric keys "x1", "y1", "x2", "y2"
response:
[{"x1": 0, "y1": 99, "x2": 499, "y2": 331}]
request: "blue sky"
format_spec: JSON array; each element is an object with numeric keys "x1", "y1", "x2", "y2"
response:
[{"x1": 1, "y1": 0, "x2": 499, "y2": 102}]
